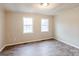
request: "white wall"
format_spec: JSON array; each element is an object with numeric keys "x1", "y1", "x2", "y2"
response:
[
  {"x1": 0, "y1": 6, "x2": 5, "y2": 51},
  {"x1": 5, "y1": 12, "x2": 54, "y2": 45},
  {"x1": 55, "y1": 7, "x2": 79, "y2": 48}
]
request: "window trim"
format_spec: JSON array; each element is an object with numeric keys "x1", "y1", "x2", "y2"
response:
[
  {"x1": 41, "y1": 18, "x2": 49, "y2": 32},
  {"x1": 23, "y1": 17, "x2": 34, "y2": 33}
]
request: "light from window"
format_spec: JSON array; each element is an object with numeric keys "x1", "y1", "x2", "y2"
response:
[
  {"x1": 41, "y1": 18, "x2": 49, "y2": 32},
  {"x1": 23, "y1": 17, "x2": 33, "y2": 33}
]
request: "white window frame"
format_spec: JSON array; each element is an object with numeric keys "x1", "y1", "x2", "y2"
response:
[
  {"x1": 41, "y1": 18, "x2": 49, "y2": 32},
  {"x1": 23, "y1": 17, "x2": 33, "y2": 33}
]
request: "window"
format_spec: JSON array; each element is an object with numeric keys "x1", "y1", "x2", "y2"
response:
[
  {"x1": 41, "y1": 18, "x2": 49, "y2": 32},
  {"x1": 23, "y1": 17, "x2": 33, "y2": 33}
]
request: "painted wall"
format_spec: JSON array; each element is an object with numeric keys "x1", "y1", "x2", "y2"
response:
[
  {"x1": 5, "y1": 12, "x2": 54, "y2": 45},
  {"x1": 0, "y1": 6, "x2": 5, "y2": 51},
  {"x1": 55, "y1": 7, "x2": 79, "y2": 48}
]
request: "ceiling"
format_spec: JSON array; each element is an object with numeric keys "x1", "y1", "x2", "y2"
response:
[{"x1": 1, "y1": 3, "x2": 79, "y2": 15}]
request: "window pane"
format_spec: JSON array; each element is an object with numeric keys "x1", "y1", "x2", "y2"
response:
[
  {"x1": 41, "y1": 19, "x2": 48, "y2": 26},
  {"x1": 41, "y1": 26, "x2": 48, "y2": 32},
  {"x1": 23, "y1": 17, "x2": 32, "y2": 25},
  {"x1": 24, "y1": 25, "x2": 32, "y2": 33},
  {"x1": 23, "y1": 17, "x2": 33, "y2": 33},
  {"x1": 41, "y1": 19, "x2": 49, "y2": 32}
]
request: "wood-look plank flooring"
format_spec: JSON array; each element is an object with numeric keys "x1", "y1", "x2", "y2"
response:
[{"x1": 0, "y1": 39, "x2": 79, "y2": 56}]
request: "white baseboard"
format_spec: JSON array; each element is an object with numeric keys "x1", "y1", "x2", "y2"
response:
[
  {"x1": 0, "y1": 45, "x2": 6, "y2": 52},
  {"x1": 0, "y1": 37, "x2": 54, "y2": 52},
  {"x1": 0, "y1": 38, "x2": 51, "y2": 52},
  {"x1": 1, "y1": 38, "x2": 79, "y2": 52},
  {"x1": 57, "y1": 39, "x2": 79, "y2": 49},
  {"x1": 5, "y1": 37, "x2": 53, "y2": 47}
]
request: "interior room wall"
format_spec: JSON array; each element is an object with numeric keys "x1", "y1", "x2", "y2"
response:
[
  {"x1": 5, "y1": 12, "x2": 55, "y2": 45},
  {"x1": 0, "y1": 6, "x2": 5, "y2": 51},
  {"x1": 55, "y1": 6, "x2": 79, "y2": 48}
]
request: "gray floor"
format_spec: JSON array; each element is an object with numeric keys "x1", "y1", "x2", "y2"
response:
[{"x1": 0, "y1": 39, "x2": 79, "y2": 56}]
